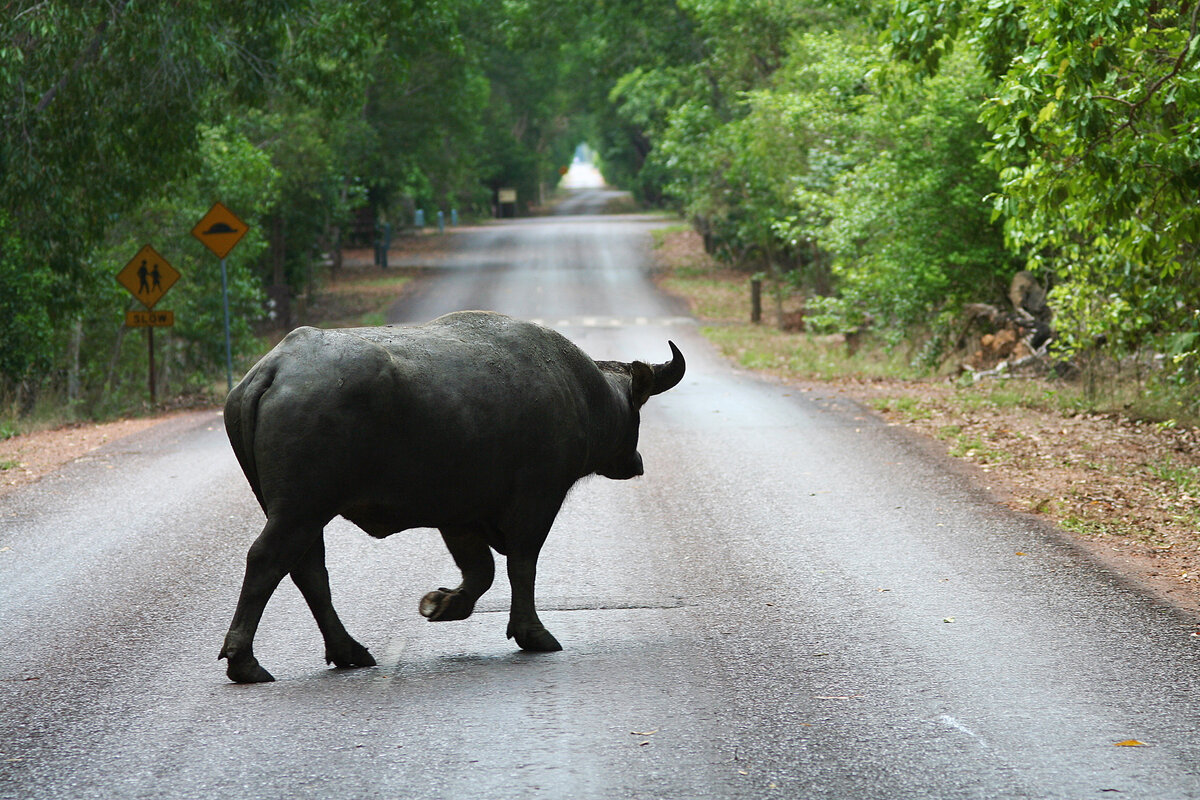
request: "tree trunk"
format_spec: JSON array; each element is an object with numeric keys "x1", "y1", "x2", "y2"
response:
[
  {"x1": 102, "y1": 300, "x2": 135, "y2": 400},
  {"x1": 66, "y1": 318, "x2": 82, "y2": 409},
  {"x1": 270, "y1": 213, "x2": 291, "y2": 326},
  {"x1": 765, "y1": 241, "x2": 784, "y2": 329}
]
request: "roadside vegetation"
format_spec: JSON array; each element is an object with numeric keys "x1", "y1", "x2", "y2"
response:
[
  {"x1": 3, "y1": 1, "x2": 1198, "y2": 444},
  {"x1": 653, "y1": 223, "x2": 1199, "y2": 422},
  {"x1": 0, "y1": 1, "x2": 589, "y2": 430},
  {"x1": 597, "y1": 0, "x2": 1198, "y2": 422},
  {"x1": 654, "y1": 224, "x2": 1200, "y2": 608}
]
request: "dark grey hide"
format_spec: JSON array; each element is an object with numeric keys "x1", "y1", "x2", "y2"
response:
[{"x1": 219, "y1": 311, "x2": 685, "y2": 682}]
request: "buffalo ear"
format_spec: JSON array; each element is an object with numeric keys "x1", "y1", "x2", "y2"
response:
[{"x1": 630, "y1": 361, "x2": 655, "y2": 407}]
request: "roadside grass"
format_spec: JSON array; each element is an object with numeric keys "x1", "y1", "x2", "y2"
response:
[
  {"x1": 653, "y1": 227, "x2": 750, "y2": 324},
  {"x1": 661, "y1": 278, "x2": 747, "y2": 322},
  {"x1": 1148, "y1": 458, "x2": 1200, "y2": 529},
  {"x1": 1151, "y1": 458, "x2": 1200, "y2": 495},
  {"x1": 652, "y1": 222, "x2": 1200, "y2": 587},
  {"x1": 867, "y1": 395, "x2": 933, "y2": 421},
  {"x1": 652, "y1": 225, "x2": 1200, "y2": 427},
  {"x1": 0, "y1": 398, "x2": 116, "y2": 439},
  {"x1": 1060, "y1": 514, "x2": 1147, "y2": 540},
  {"x1": 306, "y1": 271, "x2": 411, "y2": 329},
  {"x1": 702, "y1": 324, "x2": 916, "y2": 381},
  {"x1": 944, "y1": 431, "x2": 1010, "y2": 464}
]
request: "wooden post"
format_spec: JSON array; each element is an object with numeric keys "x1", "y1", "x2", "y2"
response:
[
  {"x1": 750, "y1": 277, "x2": 762, "y2": 324},
  {"x1": 147, "y1": 326, "x2": 156, "y2": 405}
]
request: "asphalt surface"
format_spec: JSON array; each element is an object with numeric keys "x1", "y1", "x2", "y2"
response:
[{"x1": 2, "y1": 187, "x2": 1199, "y2": 799}]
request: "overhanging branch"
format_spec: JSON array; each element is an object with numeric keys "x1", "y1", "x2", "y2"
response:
[{"x1": 34, "y1": 0, "x2": 132, "y2": 114}]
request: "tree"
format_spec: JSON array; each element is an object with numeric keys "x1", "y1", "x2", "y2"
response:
[
  {"x1": 772, "y1": 36, "x2": 1017, "y2": 340},
  {"x1": 0, "y1": 1, "x2": 355, "y2": 389},
  {"x1": 889, "y1": 0, "x2": 1200, "y2": 384}
]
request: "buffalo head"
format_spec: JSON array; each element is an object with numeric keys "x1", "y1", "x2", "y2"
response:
[{"x1": 595, "y1": 341, "x2": 685, "y2": 480}]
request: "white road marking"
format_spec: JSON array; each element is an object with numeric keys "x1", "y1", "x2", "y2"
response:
[
  {"x1": 939, "y1": 715, "x2": 989, "y2": 748},
  {"x1": 527, "y1": 316, "x2": 695, "y2": 328}
]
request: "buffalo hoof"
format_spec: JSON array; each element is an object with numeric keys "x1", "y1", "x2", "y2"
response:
[
  {"x1": 326, "y1": 639, "x2": 376, "y2": 670},
  {"x1": 507, "y1": 623, "x2": 563, "y2": 652},
  {"x1": 225, "y1": 657, "x2": 275, "y2": 684},
  {"x1": 419, "y1": 588, "x2": 475, "y2": 622}
]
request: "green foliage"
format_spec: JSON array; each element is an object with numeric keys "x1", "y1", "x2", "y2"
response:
[
  {"x1": 6, "y1": 0, "x2": 1200, "y2": 419},
  {"x1": 886, "y1": 0, "x2": 1200, "y2": 396},
  {"x1": 779, "y1": 42, "x2": 1018, "y2": 332},
  {"x1": 981, "y1": 1, "x2": 1200, "y2": 359},
  {"x1": 619, "y1": 16, "x2": 1016, "y2": 341},
  {"x1": 362, "y1": 0, "x2": 489, "y2": 214},
  {"x1": 590, "y1": 0, "x2": 1200, "y2": 400},
  {"x1": 0, "y1": 1, "x2": 326, "y2": 299},
  {"x1": 0, "y1": 0, "x2": 582, "y2": 418},
  {"x1": 77, "y1": 122, "x2": 275, "y2": 410},
  {"x1": 237, "y1": 105, "x2": 356, "y2": 292},
  {"x1": 0, "y1": 211, "x2": 59, "y2": 382}
]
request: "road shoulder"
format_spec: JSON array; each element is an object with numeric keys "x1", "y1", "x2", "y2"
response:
[
  {"x1": 651, "y1": 226, "x2": 1200, "y2": 621},
  {"x1": 0, "y1": 411, "x2": 202, "y2": 498}
]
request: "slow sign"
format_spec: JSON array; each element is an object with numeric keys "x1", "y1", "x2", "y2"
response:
[{"x1": 125, "y1": 310, "x2": 175, "y2": 328}]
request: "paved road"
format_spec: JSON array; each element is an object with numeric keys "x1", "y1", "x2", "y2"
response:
[{"x1": 2, "y1": 189, "x2": 1199, "y2": 799}]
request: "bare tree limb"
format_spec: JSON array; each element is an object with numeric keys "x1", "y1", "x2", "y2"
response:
[{"x1": 34, "y1": 0, "x2": 132, "y2": 114}]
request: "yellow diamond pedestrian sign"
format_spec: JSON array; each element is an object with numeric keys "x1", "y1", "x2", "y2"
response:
[
  {"x1": 192, "y1": 201, "x2": 248, "y2": 258},
  {"x1": 116, "y1": 245, "x2": 180, "y2": 310}
]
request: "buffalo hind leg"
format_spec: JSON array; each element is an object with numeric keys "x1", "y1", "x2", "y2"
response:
[
  {"x1": 506, "y1": 549, "x2": 562, "y2": 652},
  {"x1": 501, "y1": 497, "x2": 563, "y2": 652},
  {"x1": 420, "y1": 526, "x2": 495, "y2": 622},
  {"x1": 220, "y1": 516, "x2": 322, "y2": 683},
  {"x1": 290, "y1": 535, "x2": 375, "y2": 671}
]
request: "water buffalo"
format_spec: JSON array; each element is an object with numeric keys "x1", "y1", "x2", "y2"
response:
[{"x1": 219, "y1": 310, "x2": 685, "y2": 682}]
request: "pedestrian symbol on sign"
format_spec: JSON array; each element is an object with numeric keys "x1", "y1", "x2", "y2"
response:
[{"x1": 134, "y1": 260, "x2": 164, "y2": 296}]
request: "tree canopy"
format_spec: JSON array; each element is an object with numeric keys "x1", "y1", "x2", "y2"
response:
[
  {"x1": 3, "y1": 0, "x2": 1198, "y2": 414},
  {"x1": 582, "y1": 0, "x2": 1199, "y2": 390}
]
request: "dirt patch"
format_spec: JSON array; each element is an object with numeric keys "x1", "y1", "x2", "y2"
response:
[
  {"x1": 653, "y1": 226, "x2": 1200, "y2": 617},
  {"x1": 0, "y1": 415, "x2": 185, "y2": 497},
  {"x1": 860, "y1": 380, "x2": 1200, "y2": 615}
]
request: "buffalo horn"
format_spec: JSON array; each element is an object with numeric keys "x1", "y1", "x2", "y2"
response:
[{"x1": 649, "y1": 341, "x2": 686, "y2": 396}]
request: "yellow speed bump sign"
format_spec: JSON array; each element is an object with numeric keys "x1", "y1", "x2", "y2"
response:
[
  {"x1": 116, "y1": 245, "x2": 180, "y2": 310},
  {"x1": 192, "y1": 201, "x2": 248, "y2": 258}
]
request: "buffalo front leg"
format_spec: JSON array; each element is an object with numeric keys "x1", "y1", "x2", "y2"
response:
[
  {"x1": 290, "y1": 535, "x2": 375, "y2": 671},
  {"x1": 219, "y1": 516, "x2": 322, "y2": 683},
  {"x1": 506, "y1": 552, "x2": 562, "y2": 652},
  {"x1": 420, "y1": 526, "x2": 495, "y2": 622}
]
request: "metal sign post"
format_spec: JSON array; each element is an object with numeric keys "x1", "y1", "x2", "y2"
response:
[
  {"x1": 220, "y1": 257, "x2": 232, "y2": 391},
  {"x1": 192, "y1": 202, "x2": 249, "y2": 392}
]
